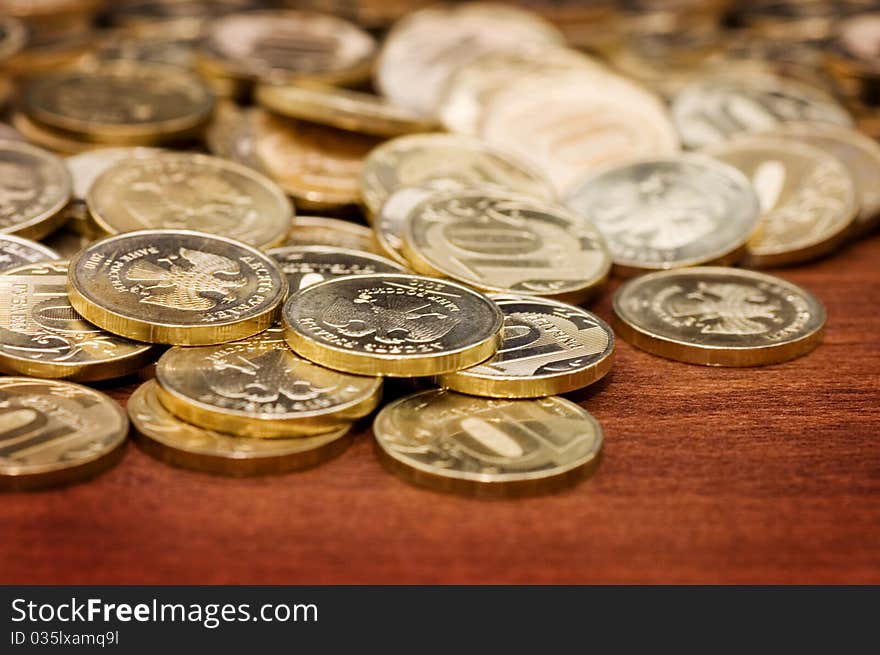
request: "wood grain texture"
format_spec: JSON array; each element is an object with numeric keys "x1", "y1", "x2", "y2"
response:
[{"x1": 2, "y1": 234, "x2": 879, "y2": 585}]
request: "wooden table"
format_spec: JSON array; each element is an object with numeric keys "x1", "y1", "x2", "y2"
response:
[{"x1": 2, "y1": 234, "x2": 878, "y2": 585}]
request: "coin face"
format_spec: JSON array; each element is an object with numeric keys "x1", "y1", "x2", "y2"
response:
[
  {"x1": 770, "y1": 122, "x2": 880, "y2": 235},
  {"x1": 255, "y1": 112, "x2": 380, "y2": 208},
  {"x1": 23, "y1": 62, "x2": 215, "y2": 143},
  {"x1": 0, "y1": 234, "x2": 59, "y2": 272},
  {"x1": 200, "y1": 10, "x2": 376, "y2": 85},
  {"x1": 708, "y1": 136, "x2": 857, "y2": 267},
  {"x1": 403, "y1": 189, "x2": 611, "y2": 303},
  {"x1": 129, "y1": 380, "x2": 353, "y2": 477},
  {"x1": 0, "y1": 377, "x2": 128, "y2": 490},
  {"x1": 376, "y1": 3, "x2": 564, "y2": 116},
  {"x1": 268, "y1": 245, "x2": 406, "y2": 293},
  {"x1": 283, "y1": 215, "x2": 379, "y2": 254},
  {"x1": 68, "y1": 230, "x2": 288, "y2": 345},
  {"x1": 438, "y1": 295, "x2": 614, "y2": 398},
  {"x1": 612, "y1": 266, "x2": 825, "y2": 366},
  {"x1": 0, "y1": 140, "x2": 72, "y2": 241},
  {"x1": 155, "y1": 327, "x2": 381, "y2": 438},
  {"x1": 360, "y1": 133, "x2": 554, "y2": 217},
  {"x1": 255, "y1": 83, "x2": 437, "y2": 138},
  {"x1": 0, "y1": 263, "x2": 157, "y2": 381},
  {"x1": 282, "y1": 273, "x2": 503, "y2": 377},
  {"x1": 374, "y1": 390, "x2": 603, "y2": 496},
  {"x1": 672, "y1": 69, "x2": 853, "y2": 149},
  {"x1": 66, "y1": 147, "x2": 162, "y2": 201},
  {"x1": 565, "y1": 155, "x2": 760, "y2": 273},
  {"x1": 480, "y1": 70, "x2": 680, "y2": 193},
  {"x1": 87, "y1": 152, "x2": 291, "y2": 248}
]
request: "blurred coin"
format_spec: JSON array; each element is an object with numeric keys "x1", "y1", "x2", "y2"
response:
[
  {"x1": 204, "y1": 103, "x2": 262, "y2": 170},
  {"x1": 0, "y1": 140, "x2": 71, "y2": 241},
  {"x1": 0, "y1": 377, "x2": 128, "y2": 491},
  {"x1": 565, "y1": 155, "x2": 760, "y2": 275},
  {"x1": 198, "y1": 10, "x2": 376, "y2": 87},
  {"x1": 254, "y1": 112, "x2": 380, "y2": 209},
  {"x1": 0, "y1": 234, "x2": 59, "y2": 272},
  {"x1": 376, "y1": 3, "x2": 564, "y2": 116},
  {"x1": 0, "y1": 15, "x2": 26, "y2": 61},
  {"x1": 68, "y1": 229, "x2": 287, "y2": 345},
  {"x1": 22, "y1": 62, "x2": 215, "y2": 145},
  {"x1": 11, "y1": 112, "x2": 98, "y2": 155},
  {"x1": 373, "y1": 389, "x2": 603, "y2": 496},
  {"x1": 403, "y1": 189, "x2": 610, "y2": 303},
  {"x1": 480, "y1": 70, "x2": 679, "y2": 193},
  {"x1": 672, "y1": 69, "x2": 853, "y2": 149},
  {"x1": 255, "y1": 83, "x2": 437, "y2": 138},
  {"x1": 155, "y1": 326, "x2": 381, "y2": 438},
  {"x1": 87, "y1": 152, "x2": 291, "y2": 248},
  {"x1": 283, "y1": 215, "x2": 379, "y2": 254},
  {"x1": 0, "y1": 123, "x2": 24, "y2": 142},
  {"x1": 708, "y1": 136, "x2": 857, "y2": 267},
  {"x1": 373, "y1": 185, "x2": 439, "y2": 266},
  {"x1": 108, "y1": 0, "x2": 260, "y2": 25},
  {"x1": 283, "y1": 273, "x2": 503, "y2": 377},
  {"x1": 268, "y1": 245, "x2": 406, "y2": 293},
  {"x1": 66, "y1": 147, "x2": 162, "y2": 203},
  {"x1": 438, "y1": 295, "x2": 614, "y2": 398},
  {"x1": 613, "y1": 266, "x2": 825, "y2": 366},
  {"x1": 360, "y1": 133, "x2": 554, "y2": 218},
  {"x1": 129, "y1": 380, "x2": 353, "y2": 477},
  {"x1": 828, "y1": 12, "x2": 880, "y2": 80}
]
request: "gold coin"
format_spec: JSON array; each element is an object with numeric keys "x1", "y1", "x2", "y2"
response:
[
  {"x1": 564, "y1": 155, "x2": 760, "y2": 275},
  {"x1": 68, "y1": 229, "x2": 288, "y2": 345},
  {"x1": 708, "y1": 136, "x2": 857, "y2": 267},
  {"x1": 373, "y1": 185, "x2": 438, "y2": 266},
  {"x1": 155, "y1": 326, "x2": 381, "y2": 438},
  {"x1": 283, "y1": 215, "x2": 380, "y2": 255},
  {"x1": 437, "y1": 294, "x2": 614, "y2": 398},
  {"x1": 0, "y1": 261, "x2": 157, "y2": 381},
  {"x1": 11, "y1": 112, "x2": 98, "y2": 155},
  {"x1": 254, "y1": 112, "x2": 380, "y2": 209},
  {"x1": 0, "y1": 140, "x2": 72, "y2": 241},
  {"x1": 86, "y1": 151, "x2": 291, "y2": 249},
  {"x1": 0, "y1": 377, "x2": 128, "y2": 491},
  {"x1": 256, "y1": 83, "x2": 437, "y2": 138},
  {"x1": 612, "y1": 266, "x2": 825, "y2": 366},
  {"x1": 360, "y1": 133, "x2": 555, "y2": 218},
  {"x1": 129, "y1": 380, "x2": 353, "y2": 477},
  {"x1": 22, "y1": 62, "x2": 215, "y2": 145},
  {"x1": 204, "y1": 103, "x2": 263, "y2": 170},
  {"x1": 268, "y1": 245, "x2": 406, "y2": 293},
  {"x1": 282, "y1": 273, "x2": 503, "y2": 377},
  {"x1": 198, "y1": 10, "x2": 376, "y2": 86},
  {"x1": 373, "y1": 390, "x2": 603, "y2": 497},
  {"x1": 403, "y1": 188, "x2": 610, "y2": 303},
  {"x1": 0, "y1": 234, "x2": 59, "y2": 272},
  {"x1": 66, "y1": 147, "x2": 162, "y2": 204}
]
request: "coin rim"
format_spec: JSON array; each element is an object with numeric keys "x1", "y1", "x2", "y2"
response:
[{"x1": 0, "y1": 233, "x2": 60, "y2": 269}]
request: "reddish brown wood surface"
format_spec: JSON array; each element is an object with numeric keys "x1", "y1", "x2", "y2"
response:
[{"x1": 2, "y1": 234, "x2": 879, "y2": 584}]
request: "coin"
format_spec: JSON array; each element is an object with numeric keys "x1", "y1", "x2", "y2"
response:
[
  {"x1": 671, "y1": 68, "x2": 853, "y2": 149},
  {"x1": 66, "y1": 147, "x2": 162, "y2": 203},
  {"x1": 283, "y1": 215, "x2": 380, "y2": 254},
  {"x1": 204, "y1": 103, "x2": 263, "y2": 170},
  {"x1": 11, "y1": 112, "x2": 97, "y2": 155},
  {"x1": 198, "y1": 10, "x2": 376, "y2": 86},
  {"x1": 612, "y1": 266, "x2": 825, "y2": 366},
  {"x1": 129, "y1": 380, "x2": 353, "y2": 477},
  {"x1": 68, "y1": 229, "x2": 288, "y2": 345},
  {"x1": 373, "y1": 185, "x2": 439, "y2": 266},
  {"x1": 373, "y1": 390, "x2": 603, "y2": 496},
  {"x1": 254, "y1": 112, "x2": 380, "y2": 209},
  {"x1": 403, "y1": 189, "x2": 611, "y2": 303},
  {"x1": 0, "y1": 262, "x2": 157, "y2": 381},
  {"x1": 255, "y1": 83, "x2": 437, "y2": 138},
  {"x1": 282, "y1": 274, "x2": 503, "y2": 377},
  {"x1": 479, "y1": 69, "x2": 680, "y2": 193},
  {"x1": 376, "y1": 3, "x2": 564, "y2": 116},
  {"x1": 86, "y1": 152, "x2": 291, "y2": 248},
  {"x1": 22, "y1": 62, "x2": 215, "y2": 145},
  {"x1": 437, "y1": 295, "x2": 614, "y2": 398},
  {"x1": 0, "y1": 140, "x2": 72, "y2": 241},
  {"x1": 769, "y1": 122, "x2": 880, "y2": 236},
  {"x1": 0, "y1": 377, "x2": 128, "y2": 491},
  {"x1": 708, "y1": 136, "x2": 857, "y2": 267},
  {"x1": 268, "y1": 245, "x2": 406, "y2": 293},
  {"x1": 0, "y1": 15, "x2": 26, "y2": 62},
  {"x1": 565, "y1": 155, "x2": 760, "y2": 275},
  {"x1": 154, "y1": 327, "x2": 381, "y2": 438},
  {"x1": 360, "y1": 133, "x2": 554, "y2": 218},
  {"x1": 0, "y1": 234, "x2": 59, "y2": 272}
]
